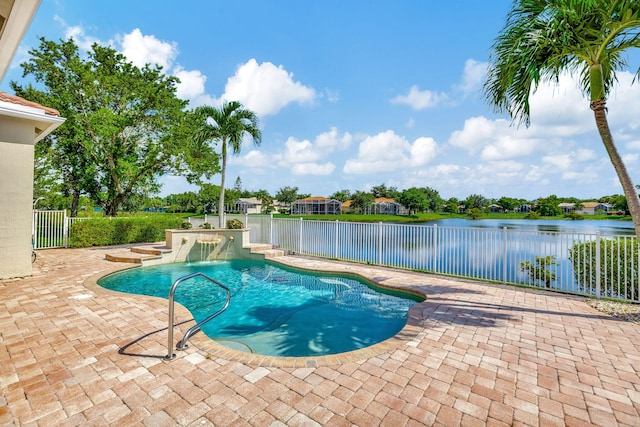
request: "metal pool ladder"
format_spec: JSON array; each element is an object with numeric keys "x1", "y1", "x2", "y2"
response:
[{"x1": 165, "y1": 272, "x2": 231, "y2": 360}]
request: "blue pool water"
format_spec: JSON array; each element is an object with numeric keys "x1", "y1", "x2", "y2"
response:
[{"x1": 98, "y1": 260, "x2": 422, "y2": 357}]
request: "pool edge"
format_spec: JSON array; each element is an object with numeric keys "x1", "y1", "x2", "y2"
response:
[{"x1": 84, "y1": 255, "x2": 429, "y2": 367}]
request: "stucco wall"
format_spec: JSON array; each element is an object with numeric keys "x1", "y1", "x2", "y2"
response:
[{"x1": 0, "y1": 116, "x2": 36, "y2": 278}]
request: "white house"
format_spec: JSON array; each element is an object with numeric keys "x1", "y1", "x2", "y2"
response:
[{"x1": 0, "y1": 0, "x2": 65, "y2": 278}]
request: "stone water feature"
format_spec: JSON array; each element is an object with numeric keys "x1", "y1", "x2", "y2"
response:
[{"x1": 161, "y1": 228, "x2": 267, "y2": 264}]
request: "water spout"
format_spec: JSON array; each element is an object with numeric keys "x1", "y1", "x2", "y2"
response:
[{"x1": 196, "y1": 234, "x2": 223, "y2": 261}]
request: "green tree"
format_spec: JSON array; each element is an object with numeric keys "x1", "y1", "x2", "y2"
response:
[
  {"x1": 165, "y1": 191, "x2": 199, "y2": 213},
  {"x1": 442, "y1": 197, "x2": 461, "y2": 214},
  {"x1": 233, "y1": 176, "x2": 243, "y2": 194},
  {"x1": 420, "y1": 187, "x2": 443, "y2": 212},
  {"x1": 464, "y1": 194, "x2": 488, "y2": 210},
  {"x1": 329, "y1": 189, "x2": 352, "y2": 202},
  {"x1": 484, "y1": 0, "x2": 640, "y2": 237},
  {"x1": 198, "y1": 184, "x2": 220, "y2": 214},
  {"x1": 275, "y1": 186, "x2": 302, "y2": 205},
  {"x1": 534, "y1": 195, "x2": 562, "y2": 216},
  {"x1": 497, "y1": 196, "x2": 521, "y2": 212},
  {"x1": 254, "y1": 189, "x2": 273, "y2": 213},
  {"x1": 371, "y1": 184, "x2": 399, "y2": 199},
  {"x1": 14, "y1": 37, "x2": 188, "y2": 216},
  {"x1": 601, "y1": 194, "x2": 629, "y2": 212},
  {"x1": 396, "y1": 188, "x2": 429, "y2": 214},
  {"x1": 193, "y1": 101, "x2": 261, "y2": 227},
  {"x1": 350, "y1": 191, "x2": 375, "y2": 214}
]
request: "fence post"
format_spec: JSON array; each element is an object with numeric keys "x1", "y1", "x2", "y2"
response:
[
  {"x1": 269, "y1": 213, "x2": 273, "y2": 245},
  {"x1": 432, "y1": 224, "x2": 437, "y2": 272},
  {"x1": 503, "y1": 227, "x2": 507, "y2": 285},
  {"x1": 377, "y1": 222, "x2": 383, "y2": 266},
  {"x1": 596, "y1": 231, "x2": 601, "y2": 300},
  {"x1": 32, "y1": 210, "x2": 38, "y2": 249},
  {"x1": 299, "y1": 217, "x2": 303, "y2": 254},
  {"x1": 63, "y1": 210, "x2": 69, "y2": 247},
  {"x1": 335, "y1": 220, "x2": 339, "y2": 259}
]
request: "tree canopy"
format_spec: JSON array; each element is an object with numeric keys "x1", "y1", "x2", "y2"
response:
[
  {"x1": 192, "y1": 101, "x2": 261, "y2": 227},
  {"x1": 13, "y1": 37, "x2": 189, "y2": 216}
]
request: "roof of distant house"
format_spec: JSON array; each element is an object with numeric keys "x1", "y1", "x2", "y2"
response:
[
  {"x1": 0, "y1": 91, "x2": 60, "y2": 116},
  {"x1": 374, "y1": 197, "x2": 396, "y2": 203}
]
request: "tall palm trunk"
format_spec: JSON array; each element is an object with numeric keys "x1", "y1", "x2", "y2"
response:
[
  {"x1": 218, "y1": 139, "x2": 227, "y2": 228},
  {"x1": 591, "y1": 99, "x2": 640, "y2": 237}
]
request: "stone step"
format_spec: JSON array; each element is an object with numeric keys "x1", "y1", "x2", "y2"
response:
[
  {"x1": 258, "y1": 249, "x2": 287, "y2": 259},
  {"x1": 105, "y1": 251, "x2": 156, "y2": 264},
  {"x1": 130, "y1": 244, "x2": 171, "y2": 256}
]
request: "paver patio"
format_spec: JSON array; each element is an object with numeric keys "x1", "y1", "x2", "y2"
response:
[{"x1": 1, "y1": 246, "x2": 640, "y2": 426}]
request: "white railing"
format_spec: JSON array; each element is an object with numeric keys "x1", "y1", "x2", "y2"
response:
[
  {"x1": 243, "y1": 216, "x2": 639, "y2": 303},
  {"x1": 32, "y1": 210, "x2": 68, "y2": 249},
  {"x1": 32, "y1": 211, "x2": 640, "y2": 302}
]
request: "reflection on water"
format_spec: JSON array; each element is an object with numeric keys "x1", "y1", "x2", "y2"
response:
[{"x1": 430, "y1": 218, "x2": 634, "y2": 236}]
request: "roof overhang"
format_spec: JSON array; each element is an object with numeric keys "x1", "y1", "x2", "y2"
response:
[
  {"x1": 0, "y1": 99, "x2": 65, "y2": 142},
  {"x1": 0, "y1": 0, "x2": 41, "y2": 83}
]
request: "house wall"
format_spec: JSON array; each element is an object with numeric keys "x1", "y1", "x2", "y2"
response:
[{"x1": 0, "y1": 116, "x2": 36, "y2": 278}]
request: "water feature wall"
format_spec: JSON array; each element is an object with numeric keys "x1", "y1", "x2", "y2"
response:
[{"x1": 161, "y1": 228, "x2": 255, "y2": 264}]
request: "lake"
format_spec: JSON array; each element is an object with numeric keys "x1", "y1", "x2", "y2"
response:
[{"x1": 429, "y1": 218, "x2": 635, "y2": 236}]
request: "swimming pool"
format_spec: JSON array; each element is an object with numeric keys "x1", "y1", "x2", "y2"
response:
[{"x1": 98, "y1": 260, "x2": 422, "y2": 357}]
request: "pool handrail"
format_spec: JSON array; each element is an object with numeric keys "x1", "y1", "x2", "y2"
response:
[{"x1": 165, "y1": 272, "x2": 231, "y2": 360}]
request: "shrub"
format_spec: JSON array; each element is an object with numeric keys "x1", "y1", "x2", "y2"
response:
[
  {"x1": 226, "y1": 218, "x2": 244, "y2": 229},
  {"x1": 525, "y1": 211, "x2": 541, "y2": 219},
  {"x1": 520, "y1": 255, "x2": 558, "y2": 288},
  {"x1": 570, "y1": 238, "x2": 639, "y2": 300},
  {"x1": 180, "y1": 221, "x2": 192, "y2": 229},
  {"x1": 200, "y1": 222, "x2": 212, "y2": 229},
  {"x1": 564, "y1": 212, "x2": 584, "y2": 220},
  {"x1": 69, "y1": 216, "x2": 184, "y2": 247},
  {"x1": 467, "y1": 208, "x2": 484, "y2": 219}
]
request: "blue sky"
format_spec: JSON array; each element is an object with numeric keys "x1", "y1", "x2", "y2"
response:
[{"x1": 3, "y1": 0, "x2": 640, "y2": 201}]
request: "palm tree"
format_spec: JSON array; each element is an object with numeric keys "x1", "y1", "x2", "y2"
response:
[
  {"x1": 194, "y1": 101, "x2": 261, "y2": 227},
  {"x1": 484, "y1": 0, "x2": 640, "y2": 237}
]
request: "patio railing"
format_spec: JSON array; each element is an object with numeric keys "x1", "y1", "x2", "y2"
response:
[
  {"x1": 232, "y1": 214, "x2": 639, "y2": 303},
  {"x1": 34, "y1": 211, "x2": 639, "y2": 302}
]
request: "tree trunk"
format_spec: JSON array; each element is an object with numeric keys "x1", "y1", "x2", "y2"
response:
[
  {"x1": 591, "y1": 99, "x2": 640, "y2": 238},
  {"x1": 70, "y1": 189, "x2": 80, "y2": 218},
  {"x1": 218, "y1": 147, "x2": 227, "y2": 228}
]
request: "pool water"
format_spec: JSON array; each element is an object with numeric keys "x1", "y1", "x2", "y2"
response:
[{"x1": 98, "y1": 260, "x2": 422, "y2": 357}]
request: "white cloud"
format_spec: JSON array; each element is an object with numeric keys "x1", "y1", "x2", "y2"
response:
[
  {"x1": 449, "y1": 116, "x2": 541, "y2": 160},
  {"x1": 410, "y1": 137, "x2": 438, "y2": 166},
  {"x1": 280, "y1": 127, "x2": 352, "y2": 165},
  {"x1": 315, "y1": 127, "x2": 353, "y2": 151},
  {"x1": 173, "y1": 67, "x2": 206, "y2": 100},
  {"x1": 456, "y1": 59, "x2": 488, "y2": 95},
  {"x1": 221, "y1": 58, "x2": 316, "y2": 116},
  {"x1": 343, "y1": 130, "x2": 438, "y2": 174},
  {"x1": 391, "y1": 85, "x2": 448, "y2": 110},
  {"x1": 291, "y1": 162, "x2": 336, "y2": 175},
  {"x1": 120, "y1": 28, "x2": 177, "y2": 70},
  {"x1": 283, "y1": 137, "x2": 320, "y2": 163},
  {"x1": 55, "y1": 15, "x2": 103, "y2": 51}
]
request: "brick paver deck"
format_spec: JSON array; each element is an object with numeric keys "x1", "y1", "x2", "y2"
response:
[{"x1": 2, "y1": 247, "x2": 640, "y2": 426}]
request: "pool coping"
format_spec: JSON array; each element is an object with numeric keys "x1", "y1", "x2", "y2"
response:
[{"x1": 84, "y1": 256, "x2": 429, "y2": 367}]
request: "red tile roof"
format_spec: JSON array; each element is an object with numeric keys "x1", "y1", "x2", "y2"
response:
[{"x1": 0, "y1": 91, "x2": 60, "y2": 117}]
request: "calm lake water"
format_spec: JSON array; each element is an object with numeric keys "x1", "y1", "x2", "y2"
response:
[{"x1": 429, "y1": 218, "x2": 635, "y2": 236}]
